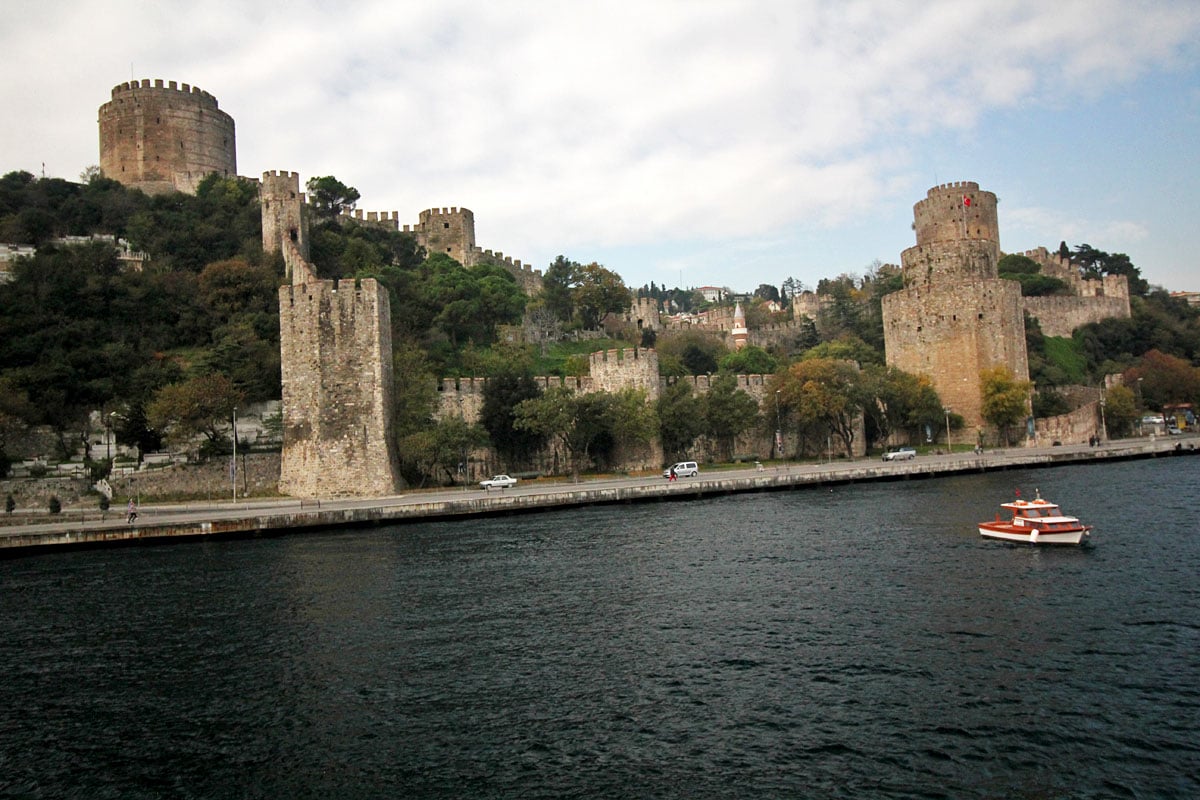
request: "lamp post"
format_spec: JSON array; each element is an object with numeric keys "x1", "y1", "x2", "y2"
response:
[
  {"x1": 944, "y1": 407, "x2": 952, "y2": 453},
  {"x1": 1099, "y1": 390, "x2": 1108, "y2": 442},
  {"x1": 774, "y1": 390, "x2": 782, "y2": 459},
  {"x1": 231, "y1": 407, "x2": 238, "y2": 503}
]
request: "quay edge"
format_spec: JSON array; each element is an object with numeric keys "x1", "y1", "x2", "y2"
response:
[{"x1": 2, "y1": 439, "x2": 1195, "y2": 553}]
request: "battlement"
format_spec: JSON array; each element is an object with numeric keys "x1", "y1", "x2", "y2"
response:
[
  {"x1": 419, "y1": 206, "x2": 473, "y2": 221},
  {"x1": 589, "y1": 347, "x2": 654, "y2": 367},
  {"x1": 107, "y1": 79, "x2": 220, "y2": 109},
  {"x1": 262, "y1": 170, "x2": 301, "y2": 181},
  {"x1": 925, "y1": 180, "x2": 980, "y2": 198},
  {"x1": 99, "y1": 78, "x2": 235, "y2": 196},
  {"x1": 912, "y1": 180, "x2": 999, "y2": 249}
]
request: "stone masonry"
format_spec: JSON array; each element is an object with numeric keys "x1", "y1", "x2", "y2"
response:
[
  {"x1": 266, "y1": 172, "x2": 403, "y2": 497},
  {"x1": 882, "y1": 182, "x2": 1030, "y2": 435},
  {"x1": 98, "y1": 79, "x2": 237, "y2": 195}
]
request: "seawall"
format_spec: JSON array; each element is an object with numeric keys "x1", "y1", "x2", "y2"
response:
[{"x1": 3, "y1": 439, "x2": 1195, "y2": 553}]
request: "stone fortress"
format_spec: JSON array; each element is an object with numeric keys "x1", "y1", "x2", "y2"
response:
[
  {"x1": 99, "y1": 81, "x2": 1130, "y2": 495},
  {"x1": 98, "y1": 80, "x2": 237, "y2": 196},
  {"x1": 263, "y1": 172, "x2": 403, "y2": 496},
  {"x1": 882, "y1": 181, "x2": 1129, "y2": 435}
]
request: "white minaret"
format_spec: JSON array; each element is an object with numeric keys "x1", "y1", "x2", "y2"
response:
[{"x1": 731, "y1": 302, "x2": 748, "y2": 350}]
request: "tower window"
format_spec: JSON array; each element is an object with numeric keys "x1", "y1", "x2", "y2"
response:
[{"x1": 443, "y1": 222, "x2": 450, "y2": 229}]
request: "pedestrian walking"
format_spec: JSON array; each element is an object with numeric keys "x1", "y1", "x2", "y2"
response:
[{"x1": 126, "y1": 499, "x2": 137, "y2": 524}]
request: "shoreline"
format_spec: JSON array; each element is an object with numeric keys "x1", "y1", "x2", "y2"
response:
[{"x1": 2, "y1": 437, "x2": 1196, "y2": 554}]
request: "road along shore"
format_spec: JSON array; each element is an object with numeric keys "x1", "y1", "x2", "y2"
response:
[{"x1": 2, "y1": 438, "x2": 1195, "y2": 553}]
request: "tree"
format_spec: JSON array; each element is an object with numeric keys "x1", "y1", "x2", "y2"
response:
[
  {"x1": 860, "y1": 365, "x2": 942, "y2": 449},
  {"x1": 305, "y1": 176, "x2": 360, "y2": 220},
  {"x1": 1124, "y1": 349, "x2": 1200, "y2": 409},
  {"x1": 655, "y1": 329, "x2": 726, "y2": 376},
  {"x1": 1103, "y1": 384, "x2": 1138, "y2": 437},
  {"x1": 513, "y1": 387, "x2": 614, "y2": 481},
  {"x1": 573, "y1": 262, "x2": 632, "y2": 330},
  {"x1": 776, "y1": 358, "x2": 865, "y2": 458},
  {"x1": 980, "y1": 366, "x2": 1031, "y2": 446},
  {"x1": 480, "y1": 368, "x2": 547, "y2": 468},
  {"x1": 701, "y1": 374, "x2": 761, "y2": 461},
  {"x1": 657, "y1": 380, "x2": 705, "y2": 461},
  {"x1": 399, "y1": 416, "x2": 489, "y2": 487},
  {"x1": 719, "y1": 345, "x2": 777, "y2": 376},
  {"x1": 146, "y1": 373, "x2": 244, "y2": 453},
  {"x1": 753, "y1": 283, "x2": 780, "y2": 303},
  {"x1": 803, "y1": 334, "x2": 882, "y2": 366}
]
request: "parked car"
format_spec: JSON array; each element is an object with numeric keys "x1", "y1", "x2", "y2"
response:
[
  {"x1": 1167, "y1": 426, "x2": 1182, "y2": 435},
  {"x1": 480, "y1": 474, "x2": 518, "y2": 490},
  {"x1": 663, "y1": 461, "x2": 700, "y2": 478},
  {"x1": 882, "y1": 447, "x2": 917, "y2": 461}
]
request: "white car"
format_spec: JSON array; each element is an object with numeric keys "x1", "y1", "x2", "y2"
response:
[
  {"x1": 480, "y1": 474, "x2": 518, "y2": 490},
  {"x1": 882, "y1": 447, "x2": 917, "y2": 461}
]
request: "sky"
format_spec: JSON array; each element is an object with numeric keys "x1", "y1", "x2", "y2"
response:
[{"x1": 2, "y1": 0, "x2": 1198, "y2": 293}]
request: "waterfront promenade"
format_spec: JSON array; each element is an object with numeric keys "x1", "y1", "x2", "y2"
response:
[{"x1": 2, "y1": 437, "x2": 1195, "y2": 552}]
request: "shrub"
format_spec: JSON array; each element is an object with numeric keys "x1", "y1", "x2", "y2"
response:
[
  {"x1": 4, "y1": 494, "x2": 14, "y2": 514},
  {"x1": 48, "y1": 495, "x2": 61, "y2": 514},
  {"x1": 99, "y1": 495, "x2": 110, "y2": 513}
]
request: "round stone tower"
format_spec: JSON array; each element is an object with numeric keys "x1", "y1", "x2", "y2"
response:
[
  {"x1": 98, "y1": 79, "x2": 236, "y2": 195},
  {"x1": 882, "y1": 181, "x2": 1029, "y2": 439},
  {"x1": 901, "y1": 181, "x2": 1000, "y2": 288}
]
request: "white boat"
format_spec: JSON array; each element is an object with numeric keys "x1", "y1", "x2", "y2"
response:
[{"x1": 978, "y1": 489, "x2": 1092, "y2": 545}]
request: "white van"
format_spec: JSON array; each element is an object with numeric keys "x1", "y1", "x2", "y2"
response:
[{"x1": 663, "y1": 461, "x2": 700, "y2": 478}]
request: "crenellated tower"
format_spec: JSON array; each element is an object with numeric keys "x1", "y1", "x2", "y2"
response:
[
  {"x1": 403, "y1": 207, "x2": 477, "y2": 265},
  {"x1": 882, "y1": 181, "x2": 1029, "y2": 438},
  {"x1": 98, "y1": 79, "x2": 236, "y2": 195},
  {"x1": 268, "y1": 171, "x2": 403, "y2": 497}
]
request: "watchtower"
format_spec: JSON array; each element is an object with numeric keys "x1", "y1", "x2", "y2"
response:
[
  {"x1": 404, "y1": 207, "x2": 477, "y2": 265},
  {"x1": 260, "y1": 170, "x2": 310, "y2": 269},
  {"x1": 882, "y1": 182, "x2": 1029, "y2": 437},
  {"x1": 98, "y1": 79, "x2": 236, "y2": 195}
]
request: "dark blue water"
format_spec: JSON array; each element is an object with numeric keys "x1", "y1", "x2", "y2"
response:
[{"x1": 1, "y1": 457, "x2": 1198, "y2": 799}]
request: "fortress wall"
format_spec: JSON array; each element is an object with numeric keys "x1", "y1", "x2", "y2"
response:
[
  {"x1": 278, "y1": 275, "x2": 401, "y2": 496},
  {"x1": 883, "y1": 279, "x2": 1027, "y2": 431},
  {"x1": 99, "y1": 79, "x2": 236, "y2": 195},
  {"x1": 589, "y1": 348, "x2": 661, "y2": 400},
  {"x1": 1035, "y1": 401, "x2": 1102, "y2": 446},
  {"x1": 1023, "y1": 295, "x2": 1132, "y2": 337}
]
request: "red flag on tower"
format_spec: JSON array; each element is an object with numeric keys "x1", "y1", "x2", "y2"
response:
[{"x1": 963, "y1": 195, "x2": 972, "y2": 207}]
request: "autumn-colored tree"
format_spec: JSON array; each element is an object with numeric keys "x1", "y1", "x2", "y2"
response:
[
  {"x1": 146, "y1": 373, "x2": 243, "y2": 453},
  {"x1": 1102, "y1": 384, "x2": 1138, "y2": 438},
  {"x1": 1124, "y1": 349, "x2": 1200, "y2": 409},
  {"x1": 775, "y1": 358, "x2": 864, "y2": 459},
  {"x1": 980, "y1": 366, "x2": 1032, "y2": 446}
]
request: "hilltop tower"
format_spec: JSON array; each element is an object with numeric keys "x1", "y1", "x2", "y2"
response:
[
  {"x1": 405, "y1": 207, "x2": 477, "y2": 265},
  {"x1": 98, "y1": 79, "x2": 236, "y2": 195},
  {"x1": 260, "y1": 170, "x2": 310, "y2": 273},
  {"x1": 267, "y1": 171, "x2": 403, "y2": 497},
  {"x1": 882, "y1": 182, "x2": 1029, "y2": 437}
]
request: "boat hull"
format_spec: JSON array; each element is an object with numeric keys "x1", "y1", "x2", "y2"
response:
[{"x1": 978, "y1": 523, "x2": 1088, "y2": 545}]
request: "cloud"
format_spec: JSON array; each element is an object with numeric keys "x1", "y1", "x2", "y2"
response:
[{"x1": 1, "y1": 0, "x2": 1198, "y2": 288}]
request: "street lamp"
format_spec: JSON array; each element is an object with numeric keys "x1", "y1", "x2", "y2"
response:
[
  {"x1": 774, "y1": 390, "x2": 782, "y2": 459},
  {"x1": 944, "y1": 407, "x2": 952, "y2": 453},
  {"x1": 1099, "y1": 390, "x2": 1108, "y2": 442}
]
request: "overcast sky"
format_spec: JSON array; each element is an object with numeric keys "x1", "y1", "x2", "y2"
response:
[{"x1": 3, "y1": 0, "x2": 1198, "y2": 293}]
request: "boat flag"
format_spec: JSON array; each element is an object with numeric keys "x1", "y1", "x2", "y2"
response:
[{"x1": 1015, "y1": 487, "x2": 1021, "y2": 498}]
